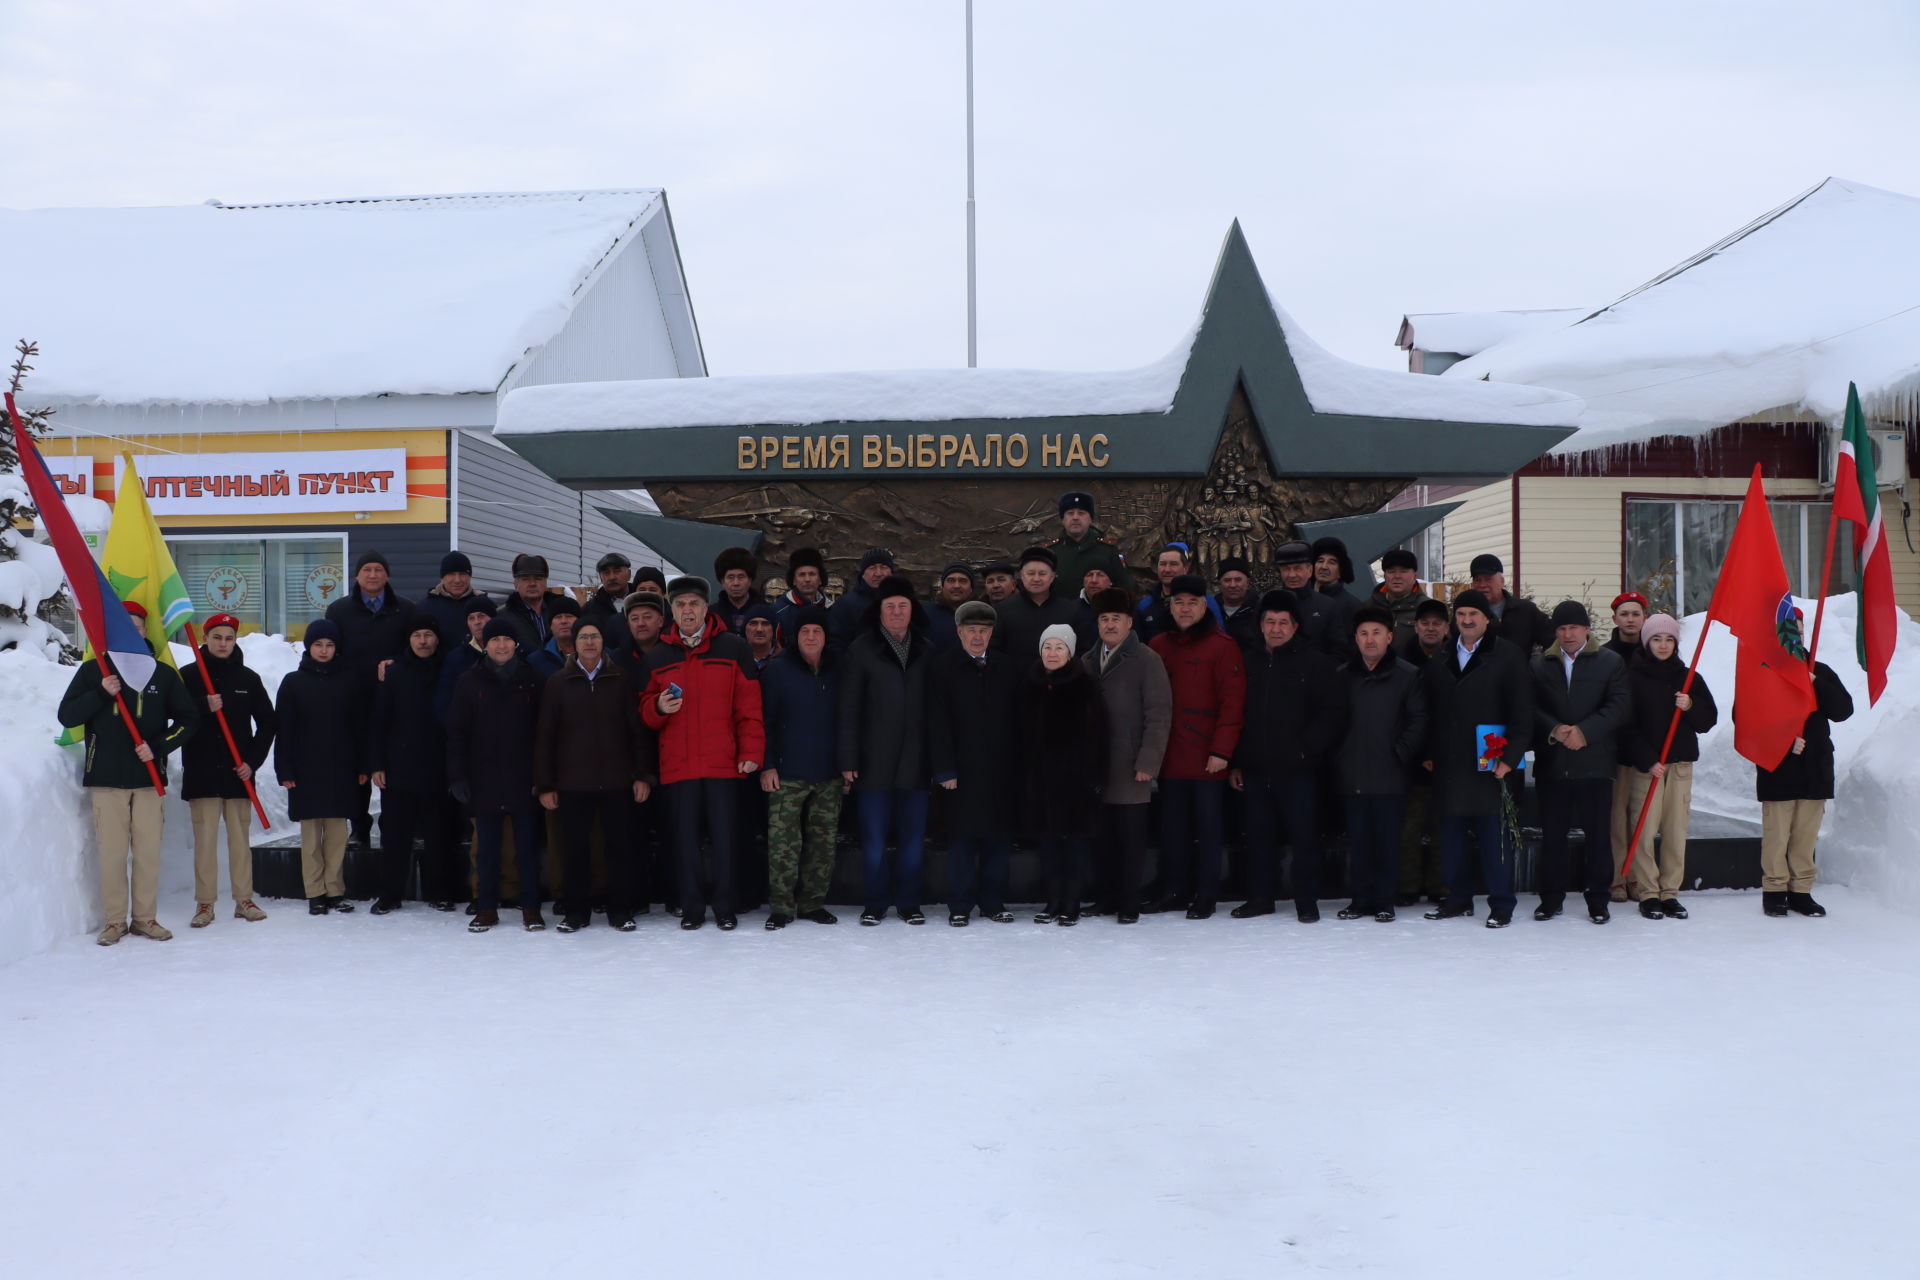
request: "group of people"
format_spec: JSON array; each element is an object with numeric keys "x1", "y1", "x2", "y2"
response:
[{"x1": 62, "y1": 490, "x2": 1854, "y2": 946}]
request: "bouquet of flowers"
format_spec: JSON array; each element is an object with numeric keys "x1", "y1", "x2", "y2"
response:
[{"x1": 1476, "y1": 726, "x2": 1524, "y2": 860}]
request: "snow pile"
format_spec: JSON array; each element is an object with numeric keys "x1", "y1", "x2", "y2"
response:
[
  {"x1": 0, "y1": 632, "x2": 304, "y2": 967},
  {"x1": 0, "y1": 526, "x2": 70, "y2": 658},
  {"x1": 0, "y1": 191, "x2": 665, "y2": 405},
  {"x1": 1686, "y1": 593, "x2": 1920, "y2": 905},
  {"x1": 1447, "y1": 178, "x2": 1920, "y2": 453},
  {"x1": 497, "y1": 297, "x2": 1577, "y2": 436}
]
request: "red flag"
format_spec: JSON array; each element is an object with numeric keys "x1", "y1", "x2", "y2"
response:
[
  {"x1": 1713, "y1": 466, "x2": 1817, "y2": 769},
  {"x1": 1830, "y1": 383, "x2": 1896, "y2": 703}
]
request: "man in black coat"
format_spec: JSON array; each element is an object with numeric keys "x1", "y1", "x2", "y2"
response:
[
  {"x1": 838, "y1": 574, "x2": 936, "y2": 924},
  {"x1": 925, "y1": 562, "x2": 977, "y2": 654},
  {"x1": 1275, "y1": 540, "x2": 1341, "y2": 658},
  {"x1": 1394, "y1": 596, "x2": 1453, "y2": 904},
  {"x1": 992, "y1": 545, "x2": 1094, "y2": 658},
  {"x1": 1229, "y1": 590, "x2": 1348, "y2": 923},
  {"x1": 447, "y1": 616, "x2": 546, "y2": 931},
  {"x1": 928, "y1": 600, "x2": 1023, "y2": 925},
  {"x1": 325, "y1": 548, "x2": 413, "y2": 847},
  {"x1": 1215, "y1": 555, "x2": 1259, "y2": 648},
  {"x1": 579, "y1": 551, "x2": 635, "y2": 653},
  {"x1": 420, "y1": 551, "x2": 495, "y2": 652},
  {"x1": 179, "y1": 613, "x2": 276, "y2": 926},
  {"x1": 1334, "y1": 606, "x2": 1428, "y2": 922},
  {"x1": 1529, "y1": 601, "x2": 1631, "y2": 923},
  {"x1": 827, "y1": 547, "x2": 895, "y2": 654},
  {"x1": 369, "y1": 614, "x2": 457, "y2": 915},
  {"x1": 498, "y1": 552, "x2": 563, "y2": 654},
  {"x1": 711, "y1": 546, "x2": 761, "y2": 632},
  {"x1": 1750, "y1": 655, "x2": 1854, "y2": 917},
  {"x1": 1420, "y1": 589, "x2": 1535, "y2": 928},
  {"x1": 1468, "y1": 554, "x2": 1553, "y2": 656},
  {"x1": 1311, "y1": 536, "x2": 1362, "y2": 651}
]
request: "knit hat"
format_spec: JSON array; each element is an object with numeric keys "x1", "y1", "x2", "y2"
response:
[
  {"x1": 1017, "y1": 545, "x2": 1058, "y2": 570},
  {"x1": 1168, "y1": 573, "x2": 1209, "y2": 601},
  {"x1": 1257, "y1": 588, "x2": 1299, "y2": 621},
  {"x1": 440, "y1": 551, "x2": 472, "y2": 576},
  {"x1": 621, "y1": 590, "x2": 666, "y2": 618},
  {"x1": 1381, "y1": 547, "x2": 1418, "y2": 572},
  {"x1": 545, "y1": 594, "x2": 581, "y2": 618},
  {"x1": 353, "y1": 549, "x2": 390, "y2": 574},
  {"x1": 954, "y1": 600, "x2": 997, "y2": 627},
  {"x1": 481, "y1": 616, "x2": 518, "y2": 643},
  {"x1": 511, "y1": 552, "x2": 549, "y2": 579},
  {"x1": 1311, "y1": 536, "x2": 1355, "y2": 584},
  {"x1": 1087, "y1": 587, "x2": 1133, "y2": 617},
  {"x1": 1452, "y1": 589, "x2": 1493, "y2": 616},
  {"x1": 1352, "y1": 604, "x2": 1395, "y2": 634},
  {"x1": 1274, "y1": 540, "x2": 1312, "y2": 565},
  {"x1": 1057, "y1": 491, "x2": 1095, "y2": 516},
  {"x1": 738, "y1": 603, "x2": 779, "y2": 630},
  {"x1": 572, "y1": 617, "x2": 606, "y2": 643},
  {"x1": 858, "y1": 547, "x2": 896, "y2": 572},
  {"x1": 941, "y1": 561, "x2": 977, "y2": 581},
  {"x1": 666, "y1": 575, "x2": 710, "y2": 603},
  {"x1": 1217, "y1": 555, "x2": 1253, "y2": 577},
  {"x1": 1469, "y1": 554, "x2": 1504, "y2": 577},
  {"x1": 1413, "y1": 597, "x2": 1450, "y2": 622},
  {"x1": 633, "y1": 565, "x2": 667, "y2": 590},
  {"x1": 1039, "y1": 623, "x2": 1078, "y2": 657},
  {"x1": 204, "y1": 612, "x2": 241, "y2": 634},
  {"x1": 1640, "y1": 613, "x2": 1681, "y2": 643},
  {"x1": 596, "y1": 551, "x2": 631, "y2": 572},
  {"x1": 789, "y1": 604, "x2": 830, "y2": 638},
  {"x1": 714, "y1": 546, "x2": 758, "y2": 580},
  {"x1": 1550, "y1": 600, "x2": 1591, "y2": 629},
  {"x1": 1611, "y1": 591, "x2": 1650, "y2": 612},
  {"x1": 463, "y1": 596, "x2": 498, "y2": 619},
  {"x1": 405, "y1": 611, "x2": 440, "y2": 638},
  {"x1": 303, "y1": 618, "x2": 341, "y2": 648},
  {"x1": 787, "y1": 546, "x2": 825, "y2": 575}
]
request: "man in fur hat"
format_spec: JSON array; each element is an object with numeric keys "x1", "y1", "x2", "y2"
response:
[{"x1": 711, "y1": 546, "x2": 762, "y2": 632}]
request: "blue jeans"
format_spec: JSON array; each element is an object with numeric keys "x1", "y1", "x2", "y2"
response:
[
  {"x1": 1441, "y1": 812, "x2": 1516, "y2": 912},
  {"x1": 947, "y1": 835, "x2": 1010, "y2": 916},
  {"x1": 857, "y1": 789, "x2": 929, "y2": 912},
  {"x1": 473, "y1": 805, "x2": 541, "y2": 912},
  {"x1": 1157, "y1": 778, "x2": 1225, "y2": 904},
  {"x1": 1344, "y1": 794, "x2": 1407, "y2": 913}
]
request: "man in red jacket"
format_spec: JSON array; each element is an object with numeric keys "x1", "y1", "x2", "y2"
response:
[
  {"x1": 640, "y1": 576, "x2": 765, "y2": 931},
  {"x1": 1146, "y1": 573, "x2": 1246, "y2": 917}
]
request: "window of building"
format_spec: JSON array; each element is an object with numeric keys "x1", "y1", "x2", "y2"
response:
[
  {"x1": 1624, "y1": 497, "x2": 1855, "y2": 616},
  {"x1": 165, "y1": 534, "x2": 348, "y2": 638}
]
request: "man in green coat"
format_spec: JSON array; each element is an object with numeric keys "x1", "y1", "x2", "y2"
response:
[
  {"x1": 1047, "y1": 491, "x2": 1129, "y2": 596},
  {"x1": 56, "y1": 603, "x2": 200, "y2": 945}
]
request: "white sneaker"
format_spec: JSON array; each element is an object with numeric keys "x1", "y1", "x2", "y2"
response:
[{"x1": 190, "y1": 903, "x2": 216, "y2": 928}]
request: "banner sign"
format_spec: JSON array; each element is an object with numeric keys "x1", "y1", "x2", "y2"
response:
[
  {"x1": 114, "y1": 449, "x2": 409, "y2": 515},
  {"x1": 45, "y1": 458, "x2": 91, "y2": 496}
]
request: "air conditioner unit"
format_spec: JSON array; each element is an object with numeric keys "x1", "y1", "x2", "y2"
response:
[{"x1": 1819, "y1": 424, "x2": 1909, "y2": 492}]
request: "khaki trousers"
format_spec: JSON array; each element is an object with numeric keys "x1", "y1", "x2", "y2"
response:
[
  {"x1": 1761, "y1": 799, "x2": 1824, "y2": 893},
  {"x1": 1607, "y1": 764, "x2": 1638, "y2": 896},
  {"x1": 1622, "y1": 762, "x2": 1693, "y2": 900},
  {"x1": 300, "y1": 817, "x2": 349, "y2": 899},
  {"x1": 91, "y1": 787, "x2": 164, "y2": 925},
  {"x1": 190, "y1": 797, "x2": 255, "y2": 903}
]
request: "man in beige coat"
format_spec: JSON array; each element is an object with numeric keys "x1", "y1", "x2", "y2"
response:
[{"x1": 1083, "y1": 588, "x2": 1172, "y2": 923}]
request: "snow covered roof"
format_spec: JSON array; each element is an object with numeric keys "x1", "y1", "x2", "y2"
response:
[
  {"x1": 1444, "y1": 177, "x2": 1920, "y2": 454},
  {"x1": 1394, "y1": 309, "x2": 1585, "y2": 358},
  {"x1": 0, "y1": 190, "x2": 691, "y2": 406}
]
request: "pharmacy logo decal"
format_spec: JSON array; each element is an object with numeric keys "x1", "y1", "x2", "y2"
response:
[
  {"x1": 306, "y1": 565, "x2": 343, "y2": 612},
  {"x1": 205, "y1": 567, "x2": 248, "y2": 611}
]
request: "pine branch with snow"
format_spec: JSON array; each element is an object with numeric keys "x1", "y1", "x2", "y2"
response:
[{"x1": 1, "y1": 340, "x2": 79, "y2": 661}]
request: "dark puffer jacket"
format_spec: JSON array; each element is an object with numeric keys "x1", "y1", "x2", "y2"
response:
[
  {"x1": 1018, "y1": 658, "x2": 1108, "y2": 837},
  {"x1": 273, "y1": 655, "x2": 365, "y2": 821},
  {"x1": 1233, "y1": 633, "x2": 1347, "y2": 779},
  {"x1": 57, "y1": 656, "x2": 199, "y2": 790},
  {"x1": 179, "y1": 646, "x2": 275, "y2": 800},
  {"x1": 368, "y1": 647, "x2": 448, "y2": 792},
  {"x1": 1621, "y1": 650, "x2": 1719, "y2": 770},
  {"x1": 759, "y1": 646, "x2": 842, "y2": 784},
  {"x1": 1334, "y1": 654, "x2": 1428, "y2": 797},
  {"x1": 836, "y1": 614, "x2": 935, "y2": 792},
  {"x1": 1752, "y1": 661, "x2": 1854, "y2": 802},
  {"x1": 1147, "y1": 613, "x2": 1246, "y2": 780},
  {"x1": 445, "y1": 655, "x2": 543, "y2": 812}
]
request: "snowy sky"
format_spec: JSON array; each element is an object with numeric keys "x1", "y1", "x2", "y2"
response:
[{"x1": 2, "y1": 0, "x2": 1917, "y2": 380}]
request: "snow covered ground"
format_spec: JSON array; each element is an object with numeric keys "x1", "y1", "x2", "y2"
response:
[{"x1": 2, "y1": 884, "x2": 1914, "y2": 1279}]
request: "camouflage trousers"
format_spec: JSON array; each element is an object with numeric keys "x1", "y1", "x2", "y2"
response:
[{"x1": 767, "y1": 778, "x2": 841, "y2": 915}]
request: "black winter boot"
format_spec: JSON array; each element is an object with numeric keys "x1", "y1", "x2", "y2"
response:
[
  {"x1": 1763, "y1": 891, "x2": 1790, "y2": 917},
  {"x1": 1787, "y1": 892, "x2": 1827, "y2": 917}
]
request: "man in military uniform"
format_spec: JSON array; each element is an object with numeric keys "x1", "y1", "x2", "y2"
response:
[{"x1": 1048, "y1": 491, "x2": 1129, "y2": 597}]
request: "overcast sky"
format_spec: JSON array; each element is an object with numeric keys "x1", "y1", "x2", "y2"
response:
[{"x1": 3, "y1": 0, "x2": 1917, "y2": 379}]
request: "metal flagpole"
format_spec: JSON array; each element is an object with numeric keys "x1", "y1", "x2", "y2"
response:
[{"x1": 965, "y1": 0, "x2": 977, "y2": 368}]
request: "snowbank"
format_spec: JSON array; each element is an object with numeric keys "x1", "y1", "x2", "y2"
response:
[
  {"x1": 0, "y1": 633, "x2": 304, "y2": 967},
  {"x1": 0, "y1": 191, "x2": 665, "y2": 404},
  {"x1": 1686, "y1": 593, "x2": 1920, "y2": 904},
  {"x1": 1447, "y1": 177, "x2": 1920, "y2": 453}
]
